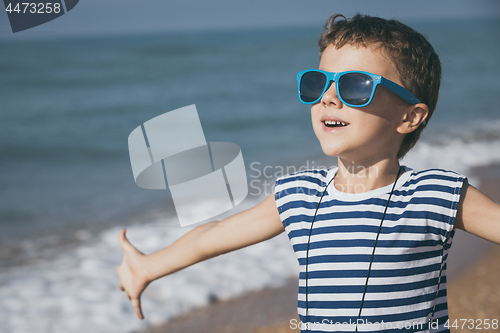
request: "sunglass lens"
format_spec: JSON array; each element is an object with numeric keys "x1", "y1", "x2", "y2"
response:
[
  {"x1": 300, "y1": 71, "x2": 327, "y2": 103},
  {"x1": 338, "y1": 73, "x2": 373, "y2": 105}
]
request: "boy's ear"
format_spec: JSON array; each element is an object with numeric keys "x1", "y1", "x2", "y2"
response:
[{"x1": 397, "y1": 103, "x2": 429, "y2": 134}]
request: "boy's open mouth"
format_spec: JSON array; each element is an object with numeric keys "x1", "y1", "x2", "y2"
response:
[{"x1": 323, "y1": 120, "x2": 349, "y2": 128}]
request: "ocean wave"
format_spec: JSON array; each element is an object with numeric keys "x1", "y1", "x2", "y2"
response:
[
  {"x1": 403, "y1": 139, "x2": 500, "y2": 184},
  {"x1": 0, "y1": 202, "x2": 299, "y2": 333},
  {"x1": 424, "y1": 118, "x2": 500, "y2": 145},
  {"x1": 0, "y1": 144, "x2": 126, "y2": 164}
]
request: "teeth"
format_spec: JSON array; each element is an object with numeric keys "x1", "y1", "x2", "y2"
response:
[{"x1": 324, "y1": 120, "x2": 347, "y2": 126}]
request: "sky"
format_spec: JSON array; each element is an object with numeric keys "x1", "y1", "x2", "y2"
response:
[{"x1": 0, "y1": 0, "x2": 499, "y2": 39}]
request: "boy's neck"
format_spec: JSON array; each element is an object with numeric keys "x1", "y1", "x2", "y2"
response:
[{"x1": 334, "y1": 157, "x2": 401, "y2": 194}]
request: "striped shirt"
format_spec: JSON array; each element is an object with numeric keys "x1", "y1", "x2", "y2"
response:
[{"x1": 274, "y1": 167, "x2": 466, "y2": 333}]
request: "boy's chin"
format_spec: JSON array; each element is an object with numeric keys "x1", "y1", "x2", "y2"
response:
[
  {"x1": 319, "y1": 144, "x2": 342, "y2": 157},
  {"x1": 319, "y1": 143, "x2": 359, "y2": 161}
]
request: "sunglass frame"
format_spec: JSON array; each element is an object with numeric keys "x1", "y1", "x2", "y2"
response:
[{"x1": 297, "y1": 69, "x2": 422, "y2": 107}]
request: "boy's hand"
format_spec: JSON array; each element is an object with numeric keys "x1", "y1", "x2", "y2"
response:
[
  {"x1": 116, "y1": 228, "x2": 151, "y2": 320},
  {"x1": 115, "y1": 193, "x2": 284, "y2": 320}
]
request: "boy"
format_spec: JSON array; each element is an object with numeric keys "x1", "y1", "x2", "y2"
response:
[{"x1": 116, "y1": 14, "x2": 500, "y2": 332}]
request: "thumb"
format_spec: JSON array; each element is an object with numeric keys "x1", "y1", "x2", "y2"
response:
[
  {"x1": 132, "y1": 298, "x2": 144, "y2": 320},
  {"x1": 118, "y1": 228, "x2": 134, "y2": 252}
]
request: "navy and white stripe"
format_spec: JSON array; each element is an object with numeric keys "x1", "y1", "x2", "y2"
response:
[{"x1": 274, "y1": 167, "x2": 466, "y2": 333}]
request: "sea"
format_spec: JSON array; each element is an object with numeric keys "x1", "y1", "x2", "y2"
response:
[{"x1": 1, "y1": 17, "x2": 499, "y2": 333}]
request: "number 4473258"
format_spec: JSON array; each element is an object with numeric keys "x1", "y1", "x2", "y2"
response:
[
  {"x1": 5, "y1": 2, "x2": 62, "y2": 14},
  {"x1": 444, "y1": 319, "x2": 498, "y2": 330}
]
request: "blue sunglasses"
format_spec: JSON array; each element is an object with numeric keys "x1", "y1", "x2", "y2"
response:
[{"x1": 297, "y1": 69, "x2": 421, "y2": 107}]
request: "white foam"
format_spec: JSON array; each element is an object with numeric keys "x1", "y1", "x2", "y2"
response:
[
  {"x1": 0, "y1": 199, "x2": 298, "y2": 333},
  {"x1": 403, "y1": 139, "x2": 500, "y2": 185}
]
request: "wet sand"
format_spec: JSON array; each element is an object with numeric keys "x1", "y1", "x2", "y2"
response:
[
  {"x1": 140, "y1": 165, "x2": 500, "y2": 333},
  {"x1": 140, "y1": 278, "x2": 300, "y2": 333}
]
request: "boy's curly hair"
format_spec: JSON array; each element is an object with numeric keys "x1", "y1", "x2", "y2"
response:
[{"x1": 318, "y1": 14, "x2": 441, "y2": 158}]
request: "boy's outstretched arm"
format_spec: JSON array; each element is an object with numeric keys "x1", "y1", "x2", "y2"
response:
[
  {"x1": 116, "y1": 193, "x2": 283, "y2": 319},
  {"x1": 455, "y1": 181, "x2": 500, "y2": 244}
]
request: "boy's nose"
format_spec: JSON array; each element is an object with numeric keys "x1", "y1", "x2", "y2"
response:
[{"x1": 321, "y1": 80, "x2": 342, "y2": 107}]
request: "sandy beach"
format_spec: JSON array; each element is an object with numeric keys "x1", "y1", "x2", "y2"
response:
[{"x1": 140, "y1": 165, "x2": 500, "y2": 333}]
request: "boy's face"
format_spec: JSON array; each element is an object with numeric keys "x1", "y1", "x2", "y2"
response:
[{"x1": 311, "y1": 44, "x2": 410, "y2": 163}]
